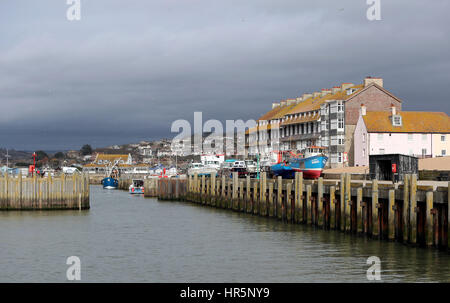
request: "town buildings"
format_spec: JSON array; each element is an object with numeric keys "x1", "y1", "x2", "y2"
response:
[{"x1": 245, "y1": 76, "x2": 448, "y2": 168}]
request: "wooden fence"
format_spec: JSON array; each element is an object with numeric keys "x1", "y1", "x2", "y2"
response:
[{"x1": 0, "y1": 173, "x2": 90, "y2": 210}]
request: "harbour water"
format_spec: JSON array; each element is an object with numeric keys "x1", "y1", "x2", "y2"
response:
[{"x1": 0, "y1": 186, "x2": 449, "y2": 282}]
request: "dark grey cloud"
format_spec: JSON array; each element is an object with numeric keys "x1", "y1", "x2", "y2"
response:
[{"x1": 0, "y1": 0, "x2": 449, "y2": 150}]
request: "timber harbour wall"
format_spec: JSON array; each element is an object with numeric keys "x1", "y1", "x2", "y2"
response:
[{"x1": 148, "y1": 173, "x2": 449, "y2": 252}]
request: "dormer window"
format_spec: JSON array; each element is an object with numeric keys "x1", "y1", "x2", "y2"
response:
[
  {"x1": 392, "y1": 115, "x2": 402, "y2": 126},
  {"x1": 346, "y1": 88, "x2": 356, "y2": 95}
]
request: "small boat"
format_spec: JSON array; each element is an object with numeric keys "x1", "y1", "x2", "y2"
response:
[
  {"x1": 129, "y1": 179, "x2": 144, "y2": 194},
  {"x1": 271, "y1": 147, "x2": 328, "y2": 179}
]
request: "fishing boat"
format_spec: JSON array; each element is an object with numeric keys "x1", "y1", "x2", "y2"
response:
[
  {"x1": 270, "y1": 147, "x2": 328, "y2": 179},
  {"x1": 101, "y1": 160, "x2": 120, "y2": 189},
  {"x1": 129, "y1": 179, "x2": 144, "y2": 194}
]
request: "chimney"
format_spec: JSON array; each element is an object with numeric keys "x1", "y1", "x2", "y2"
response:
[
  {"x1": 332, "y1": 86, "x2": 341, "y2": 94},
  {"x1": 364, "y1": 76, "x2": 383, "y2": 87},
  {"x1": 272, "y1": 102, "x2": 280, "y2": 109},
  {"x1": 360, "y1": 104, "x2": 367, "y2": 116},
  {"x1": 391, "y1": 103, "x2": 396, "y2": 116},
  {"x1": 302, "y1": 93, "x2": 312, "y2": 100},
  {"x1": 341, "y1": 83, "x2": 354, "y2": 91},
  {"x1": 321, "y1": 89, "x2": 332, "y2": 97},
  {"x1": 287, "y1": 98, "x2": 296, "y2": 105},
  {"x1": 313, "y1": 92, "x2": 321, "y2": 98}
]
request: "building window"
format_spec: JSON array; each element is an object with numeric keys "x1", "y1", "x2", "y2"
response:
[
  {"x1": 338, "y1": 135, "x2": 345, "y2": 145},
  {"x1": 378, "y1": 133, "x2": 383, "y2": 141},
  {"x1": 337, "y1": 103, "x2": 344, "y2": 113},
  {"x1": 379, "y1": 148, "x2": 385, "y2": 154},
  {"x1": 338, "y1": 153, "x2": 343, "y2": 163},
  {"x1": 422, "y1": 134, "x2": 427, "y2": 141},
  {"x1": 442, "y1": 135, "x2": 446, "y2": 142},
  {"x1": 363, "y1": 133, "x2": 366, "y2": 143},
  {"x1": 392, "y1": 115, "x2": 402, "y2": 126},
  {"x1": 363, "y1": 148, "x2": 366, "y2": 157},
  {"x1": 442, "y1": 150, "x2": 447, "y2": 156},
  {"x1": 337, "y1": 118, "x2": 344, "y2": 130},
  {"x1": 408, "y1": 134, "x2": 413, "y2": 141},
  {"x1": 422, "y1": 148, "x2": 427, "y2": 156}
]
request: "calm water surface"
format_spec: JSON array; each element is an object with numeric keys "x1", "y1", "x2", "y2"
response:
[{"x1": 0, "y1": 185, "x2": 449, "y2": 282}]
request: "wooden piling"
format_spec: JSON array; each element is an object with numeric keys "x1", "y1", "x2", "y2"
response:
[
  {"x1": 345, "y1": 173, "x2": 351, "y2": 232},
  {"x1": 277, "y1": 176, "x2": 282, "y2": 220},
  {"x1": 426, "y1": 191, "x2": 434, "y2": 247},
  {"x1": 330, "y1": 186, "x2": 336, "y2": 229},
  {"x1": 410, "y1": 174, "x2": 418, "y2": 244},
  {"x1": 318, "y1": 177, "x2": 324, "y2": 228},
  {"x1": 357, "y1": 187, "x2": 363, "y2": 234},
  {"x1": 306, "y1": 184, "x2": 312, "y2": 225},
  {"x1": 371, "y1": 179, "x2": 379, "y2": 238},
  {"x1": 268, "y1": 181, "x2": 274, "y2": 217},
  {"x1": 388, "y1": 189, "x2": 396, "y2": 240}
]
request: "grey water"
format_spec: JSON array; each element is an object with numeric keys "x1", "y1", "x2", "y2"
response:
[{"x1": 0, "y1": 185, "x2": 449, "y2": 282}]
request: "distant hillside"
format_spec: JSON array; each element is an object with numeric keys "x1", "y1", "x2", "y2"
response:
[{"x1": 0, "y1": 149, "x2": 32, "y2": 164}]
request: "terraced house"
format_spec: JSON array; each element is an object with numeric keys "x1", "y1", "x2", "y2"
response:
[{"x1": 246, "y1": 77, "x2": 403, "y2": 168}]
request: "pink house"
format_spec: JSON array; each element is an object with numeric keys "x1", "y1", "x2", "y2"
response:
[{"x1": 354, "y1": 106, "x2": 450, "y2": 167}]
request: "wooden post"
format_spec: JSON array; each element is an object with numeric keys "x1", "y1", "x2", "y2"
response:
[
  {"x1": 410, "y1": 174, "x2": 418, "y2": 244},
  {"x1": 277, "y1": 176, "x2": 282, "y2": 219},
  {"x1": 286, "y1": 182, "x2": 292, "y2": 222},
  {"x1": 239, "y1": 181, "x2": 244, "y2": 211},
  {"x1": 194, "y1": 173, "x2": 199, "y2": 194},
  {"x1": 371, "y1": 179, "x2": 379, "y2": 238},
  {"x1": 306, "y1": 184, "x2": 312, "y2": 225},
  {"x1": 298, "y1": 172, "x2": 304, "y2": 224},
  {"x1": 261, "y1": 172, "x2": 267, "y2": 216},
  {"x1": 211, "y1": 173, "x2": 216, "y2": 196},
  {"x1": 268, "y1": 182, "x2": 274, "y2": 217},
  {"x1": 426, "y1": 191, "x2": 434, "y2": 247},
  {"x1": 448, "y1": 181, "x2": 450, "y2": 249},
  {"x1": 294, "y1": 172, "x2": 299, "y2": 222},
  {"x1": 388, "y1": 189, "x2": 396, "y2": 240},
  {"x1": 330, "y1": 186, "x2": 336, "y2": 229},
  {"x1": 345, "y1": 173, "x2": 351, "y2": 232},
  {"x1": 246, "y1": 175, "x2": 251, "y2": 212},
  {"x1": 339, "y1": 174, "x2": 345, "y2": 230},
  {"x1": 253, "y1": 181, "x2": 259, "y2": 214},
  {"x1": 357, "y1": 187, "x2": 363, "y2": 234},
  {"x1": 232, "y1": 172, "x2": 238, "y2": 200},
  {"x1": 403, "y1": 174, "x2": 410, "y2": 243},
  {"x1": 318, "y1": 177, "x2": 324, "y2": 228},
  {"x1": 221, "y1": 175, "x2": 226, "y2": 200}
]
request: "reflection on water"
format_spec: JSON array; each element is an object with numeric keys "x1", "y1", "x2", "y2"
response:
[{"x1": 0, "y1": 185, "x2": 449, "y2": 282}]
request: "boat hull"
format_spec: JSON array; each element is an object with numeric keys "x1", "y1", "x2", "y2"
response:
[
  {"x1": 129, "y1": 187, "x2": 144, "y2": 194},
  {"x1": 271, "y1": 155, "x2": 328, "y2": 179},
  {"x1": 102, "y1": 177, "x2": 118, "y2": 189}
]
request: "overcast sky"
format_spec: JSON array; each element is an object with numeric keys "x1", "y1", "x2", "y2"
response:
[{"x1": 0, "y1": 0, "x2": 449, "y2": 151}]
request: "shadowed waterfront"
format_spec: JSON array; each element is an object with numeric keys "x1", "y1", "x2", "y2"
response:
[{"x1": 0, "y1": 186, "x2": 449, "y2": 282}]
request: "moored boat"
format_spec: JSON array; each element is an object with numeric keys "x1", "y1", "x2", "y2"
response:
[
  {"x1": 102, "y1": 177, "x2": 119, "y2": 189},
  {"x1": 129, "y1": 179, "x2": 144, "y2": 194},
  {"x1": 270, "y1": 147, "x2": 328, "y2": 179}
]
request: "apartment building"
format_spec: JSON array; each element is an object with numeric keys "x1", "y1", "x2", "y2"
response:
[{"x1": 246, "y1": 77, "x2": 403, "y2": 168}]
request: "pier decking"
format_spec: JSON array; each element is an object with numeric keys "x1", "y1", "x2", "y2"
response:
[
  {"x1": 0, "y1": 174, "x2": 90, "y2": 210},
  {"x1": 149, "y1": 173, "x2": 449, "y2": 251}
]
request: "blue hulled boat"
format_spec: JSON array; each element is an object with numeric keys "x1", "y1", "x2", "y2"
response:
[
  {"x1": 270, "y1": 147, "x2": 328, "y2": 179},
  {"x1": 102, "y1": 177, "x2": 118, "y2": 189}
]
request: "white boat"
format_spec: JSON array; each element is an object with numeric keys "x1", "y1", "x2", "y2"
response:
[
  {"x1": 187, "y1": 162, "x2": 217, "y2": 177},
  {"x1": 129, "y1": 179, "x2": 144, "y2": 194}
]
